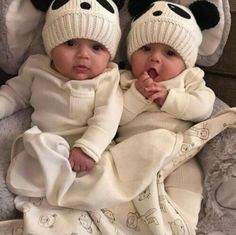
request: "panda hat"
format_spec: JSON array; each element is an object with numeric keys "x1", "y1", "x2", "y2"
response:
[
  {"x1": 127, "y1": 1, "x2": 220, "y2": 68},
  {"x1": 41, "y1": 0, "x2": 121, "y2": 59}
]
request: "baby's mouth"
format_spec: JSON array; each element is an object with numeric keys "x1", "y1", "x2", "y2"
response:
[{"x1": 147, "y1": 68, "x2": 158, "y2": 79}]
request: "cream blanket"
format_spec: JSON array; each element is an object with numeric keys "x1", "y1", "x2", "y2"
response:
[{"x1": 0, "y1": 107, "x2": 235, "y2": 235}]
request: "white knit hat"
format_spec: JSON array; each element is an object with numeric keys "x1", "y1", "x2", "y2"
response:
[
  {"x1": 42, "y1": 0, "x2": 121, "y2": 59},
  {"x1": 127, "y1": 1, "x2": 202, "y2": 68}
]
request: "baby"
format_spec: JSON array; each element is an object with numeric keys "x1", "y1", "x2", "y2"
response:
[
  {"x1": 0, "y1": 0, "x2": 123, "y2": 193},
  {"x1": 117, "y1": 1, "x2": 215, "y2": 232}
]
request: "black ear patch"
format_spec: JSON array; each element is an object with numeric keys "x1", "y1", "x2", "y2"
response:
[
  {"x1": 51, "y1": 0, "x2": 115, "y2": 13},
  {"x1": 96, "y1": 0, "x2": 115, "y2": 13},
  {"x1": 112, "y1": 0, "x2": 125, "y2": 10},
  {"x1": 128, "y1": 0, "x2": 156, "y2": 18},
  {"x1": 189, "y1": 1, "x2": 220, "y2": 30},
  {"x1": 30, "y1": 0, "x2": 54, "y2": 12},
  {"x1": 52, "y1": 0, "x2": 69, "y2": 10},
  {"x1": 133, "y1": 3, "x2": 155, "y2": 21},
  {"x1": 153, "y1": 11, "x2": 162, "y2": 17},
  {"x1": 80, "y1": 2, "x2": 91, "y2": 10},
  {"x1": 168, "y1": 3, "x2": 191, "y2": 19}
]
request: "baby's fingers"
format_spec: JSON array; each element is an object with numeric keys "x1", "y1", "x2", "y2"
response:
[
  {"x1": 145, "y1": 83, "x2": 162, "y2": 92},
  {"x1": 149, "y1": 89, "x2": 168, "y2": 106},
  {"x1": 140, "y1": 71, "x2": 150, "y2": 80},
  {"x1": 139, "y1": 73, "x2": 153, "y2": 86},
  {"x1": 148, "y1": 92, "x2": 162, "y2": 102}
]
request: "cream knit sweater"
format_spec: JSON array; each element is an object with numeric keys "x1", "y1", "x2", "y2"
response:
[
  {"x1": 0, "y1": 54, "x2": 123, "y2": 162},
  {"x1": 117, "y1": 67, "x2": 215, "y2": 142}
]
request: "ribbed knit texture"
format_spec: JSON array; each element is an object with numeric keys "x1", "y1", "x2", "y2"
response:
[
  {"x1": 42, "y1": 0, "x2": 121, "y2": 59},
  {"x1": 127, "y1": 1, "x2": 202, "y2": 68}
]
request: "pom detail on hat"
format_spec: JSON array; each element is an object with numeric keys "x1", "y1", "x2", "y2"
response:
[
  {"x1": 189, "y1": 1, "x2": 220, "y2": 30},
  {"x1": 30, "y1": 0, "x2": 53, "y2": 12}
]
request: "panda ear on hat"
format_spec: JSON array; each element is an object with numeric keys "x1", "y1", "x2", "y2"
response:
[
  {"x1": 113, "y1": 0, "x2": 126, "y2": 10},
  {"x1": 30, "y1": 0, "x2": 54, "y2": 12},
  {"x1": 30, "y1": 0, "x2": 126, "y2": 12},
  {"x1": 127, "y1": 0, "x2": 156, "y2": 18},
  {"x1": 177, "y1": 0, "x2": 230, "y2": 67},
  {"x1": 187, "y1": 0, "x2": 231, "y2": 66},
  {"x1": 189, "y1": 1, "x2": 220, "y2": 31}
]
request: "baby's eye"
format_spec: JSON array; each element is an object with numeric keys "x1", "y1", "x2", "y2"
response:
[
  {"x1": 92, "y1": 44, "x2": 104, "y2": 51},
  {"x1": 141, "y1": 45, "x2": 151, "y2": 52},
  {"x1": 65, "y1": 39, "x2": 77, "y2": 47},
  {"x1": 166, "y1": 49, "x2": 176, "y2": 56}
]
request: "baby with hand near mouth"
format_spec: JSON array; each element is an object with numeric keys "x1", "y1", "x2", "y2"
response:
[
  {"x1": 117, "y1": 2, "x2": 216, "y2": 233},
  {"x1": 131, "y1": 42, "x2": 186, "y2": 106}
]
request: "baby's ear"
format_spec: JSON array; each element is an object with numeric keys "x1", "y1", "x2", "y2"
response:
[
  {"x1": 30, "y1": 0, "x2": 54, "y2": 12},
  {"x1": 127, "y1": 0, "x2": 155, "y2": 18}
]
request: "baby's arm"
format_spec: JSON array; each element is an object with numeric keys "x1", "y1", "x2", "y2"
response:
[
  {"x1": 161, "y1": 67, "x2": 215, "y2": 122},
  {"x1": 119, "y1": 71, "x2": 153, "y2": 125},
  {"x1": 0, "y1": 74, "x2": 31, "y2": 119},
  {"x1": 73, "y1": 64, "x2": 123, "y2": 164},
  {"x1": 0, "y1": 56, "x2": 39, "y2": 120}
]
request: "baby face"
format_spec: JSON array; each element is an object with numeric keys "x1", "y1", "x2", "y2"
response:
[
  {"x1": 51, "y1": 38, "x2": 110, "y2": 80},
  {"x1": 131, "y1": 43, "x2": 186, "y2": 82}
]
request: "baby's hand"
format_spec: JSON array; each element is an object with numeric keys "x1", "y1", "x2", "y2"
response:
[
  {"x1": 69, "y1": 147, "x2": 95, "y2": 173},
  {"x1": 145, "y1": 82, "x2": 168, "y2": 106},
  {"x1": 135, "y1": 72, "x2": 155, "y2": 99}
]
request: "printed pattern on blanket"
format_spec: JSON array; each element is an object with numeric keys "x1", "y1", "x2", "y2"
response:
[
  {"x1": 7, "y1": 108, "x2": 236, "y2": 209},
  {"x1": 0, "y1": 107, "x2": 235, "y2": 235},
  {"x1": 0, "y1": 172, "x2": 195, "y2": 235}
]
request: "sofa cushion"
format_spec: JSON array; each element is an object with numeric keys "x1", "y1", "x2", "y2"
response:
[{"x1": 215, "y1": 166, "x2": 236, "y2": 209}]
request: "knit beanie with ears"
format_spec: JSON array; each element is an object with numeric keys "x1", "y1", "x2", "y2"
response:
[
  {"x1": 127, "y1": 1, "x2": 202, "y2": 68},
  {"x1": 42, "y1": 0, "x2": 121, "y2": 59}
]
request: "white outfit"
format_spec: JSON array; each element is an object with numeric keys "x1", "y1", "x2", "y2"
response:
[
  {"x1": 0, "y1": 54, "x2": 123, "y2": 162},
  {"x1": 117, "y1": 67, "x2": 215, "y2": 142},
  {"x1": 1, "y1": 108, "x2": 235, "y2": 235},
  {"x1": 117, "y1": 67, "x2": 216, "y2": 231},
  {"x1": 1, "y1": 57, "x2": 236, "y2": 235}
]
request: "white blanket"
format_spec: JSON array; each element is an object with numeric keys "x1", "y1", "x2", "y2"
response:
[{"x1": 0, "y1": 107, "x2": 235, "y2": 235}]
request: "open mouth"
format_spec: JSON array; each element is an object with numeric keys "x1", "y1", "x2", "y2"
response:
[{"x1": 147, "y1": 68, "x2": 158, "y2": 79}]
